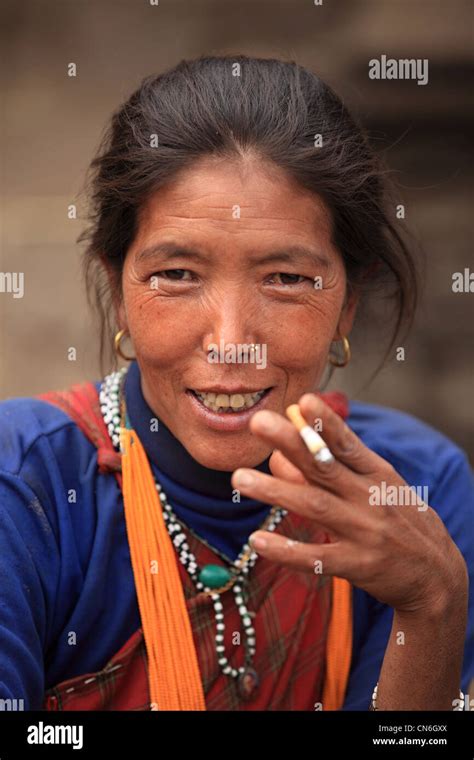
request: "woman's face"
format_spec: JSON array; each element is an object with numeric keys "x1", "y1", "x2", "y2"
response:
[{"x1": 119, "y1": 156, "x2": 357, "y2": 471}]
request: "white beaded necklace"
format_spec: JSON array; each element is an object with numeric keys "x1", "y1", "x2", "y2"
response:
[{"x1": 99, "y1": 368, "x2": 287, "y2": 700}]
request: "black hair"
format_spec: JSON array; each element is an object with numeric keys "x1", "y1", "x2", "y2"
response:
[{"x1": 79, "y1": 54, "x2": 418, "y2": 370}]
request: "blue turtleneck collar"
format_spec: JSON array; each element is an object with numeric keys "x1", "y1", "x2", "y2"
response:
[{"x1": 124, "y1": 361, "x2": 273, "y2": 560}]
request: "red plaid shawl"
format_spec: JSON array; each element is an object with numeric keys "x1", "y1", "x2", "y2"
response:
[{"x1": 39, "y1": 382, "x2": 348, "y2": 711}]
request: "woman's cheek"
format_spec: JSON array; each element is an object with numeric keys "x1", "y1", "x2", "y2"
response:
[
  {"x1": 123, "y1": 275, "x2": 343, "y2": 375},
  {"x1": 125, "y1": 287, "x2": 200, "y2": 366},
  {"x1": 263, "y1": 296, "x2": 340, "y2": 371}
]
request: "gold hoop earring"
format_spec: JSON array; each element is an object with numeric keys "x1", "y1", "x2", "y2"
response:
[
  {"x1": 114, "y1": 329, "x2": 135, "y2": 362},
  {"x1": 329, "y1": 335, "x2": 351, "y2": 368}
]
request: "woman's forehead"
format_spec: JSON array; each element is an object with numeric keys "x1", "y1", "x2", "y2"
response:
[
  {"x1": 132, "y1": 162, "x2": 334, "y2": 252},
  {"x1": 143, "y1": 155, "x2": 329, "y2": 215}
]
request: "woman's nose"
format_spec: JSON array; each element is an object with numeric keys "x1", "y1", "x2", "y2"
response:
[{"x1": 202, "y1": 292, "x2": 258, "y2": 352}]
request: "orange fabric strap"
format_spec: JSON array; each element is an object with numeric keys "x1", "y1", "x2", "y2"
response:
[
  {"x1": 322, "y1": 576, "x2": 353, "y2": 710},
  {"x1": 121, "y1": 422, "x2": 352, "y2": 711},
  {"x1": 120, "y1": 426, "x2": 206, "y2": 710}
]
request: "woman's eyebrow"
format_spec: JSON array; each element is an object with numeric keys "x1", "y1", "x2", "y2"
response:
[
  {"x1": 135, "y1": 243, "x2": 206, "y2": 264},
  {"x1": 250, "y1": 247, "x2": 330, "y2": 268},
  {"x1": 135, "y1": 242, "x2": 329, "y2": 268}
]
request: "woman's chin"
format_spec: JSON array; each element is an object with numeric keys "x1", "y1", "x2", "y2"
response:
[
  {"x1": 170, "y1": 386, "x2": 277, "y2": 470},
  {"x1": 184, "y1": 436, "x2": 272, "y2": 473}
]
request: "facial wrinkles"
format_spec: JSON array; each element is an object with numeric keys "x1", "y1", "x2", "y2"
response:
[
  {"x1": 126, "y1": 263, "x2": 340, "y2": 368},
  {"x1": 119, "y1": 159, "x2": 355, "y2": 469}
]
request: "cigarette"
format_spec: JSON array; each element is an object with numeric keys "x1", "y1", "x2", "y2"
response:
[{"x1": 285, "y1": 404, "x2": 334, "y2": 464}]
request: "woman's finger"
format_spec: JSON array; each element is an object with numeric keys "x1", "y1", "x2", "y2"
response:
[
  {"x1": 299, "y1": 393, "x2": 388, "y2": 476},
  {"x1": 247, "y1": 530, "x2": 349, "y2": 577},
  {"x1": 249, "y1": 409, "x2": 349, "y2": 491},
  {"x1": 231, "y1": 468, "x2": 353, "y2": 534},
  {"x1": 268, "y1": 449, "x2": 308, "y2": 484}
]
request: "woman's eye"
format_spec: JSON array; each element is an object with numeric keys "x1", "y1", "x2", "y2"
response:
[
  {"x1": 269, "y1": 273, "x2": 307, "y2": 285},
  {"x1": 156, "y1": 269, "x2": 193, "y2": 281}
]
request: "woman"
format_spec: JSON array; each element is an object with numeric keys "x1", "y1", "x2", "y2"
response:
[{"x1": 0, "y1": 55, "x2": 472, "y2": 712}]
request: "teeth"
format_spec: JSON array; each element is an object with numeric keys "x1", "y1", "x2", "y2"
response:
[
  {"x1": 194, "y1": 389, "x2": 266, "y2": 412},
  {"x1": 230, "y1": 394, "x2": 245, "y2": 409}
]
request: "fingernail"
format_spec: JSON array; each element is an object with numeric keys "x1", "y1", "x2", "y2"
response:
[
  {"x1": 249, "y1": 532, "x2": 267, "y2": 550},
  {"x1": 233, "y1": 469, "x2": 255, "y2": 487}
]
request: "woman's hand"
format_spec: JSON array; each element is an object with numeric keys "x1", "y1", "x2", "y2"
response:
[
  {"x1": 231, "y1": 393, "x2": 468, "y2": 616},
  {"x1": 232, "y1": 393, "x2": 469, "y2": 709}
]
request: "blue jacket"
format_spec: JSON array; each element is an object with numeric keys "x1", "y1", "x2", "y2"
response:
[{"x1": 0, "y1": 364, "x2": 472, "y2": 710}]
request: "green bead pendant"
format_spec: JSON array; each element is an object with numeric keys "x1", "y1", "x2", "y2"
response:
[{"x1": 199, "y1": 564, "x2": 232, "y2": 589}]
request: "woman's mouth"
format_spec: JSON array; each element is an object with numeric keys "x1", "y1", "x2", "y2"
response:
[
  {"x1": 185, "y1": 386, "x2": 274, "y2": 431},
  {"x1": 190, "y1": 388, "x2": 268, "y2": 412}
]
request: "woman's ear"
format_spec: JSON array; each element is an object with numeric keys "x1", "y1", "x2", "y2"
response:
[
  {"x1": 101, "y1": 254, "x2": 128, "y2": 332},
  {"x1": 334, "y1": 288, "x2": 359, "y2": 340},
  {"x1": 116, "y1": 300, "x2": 127, "y2": 332}
]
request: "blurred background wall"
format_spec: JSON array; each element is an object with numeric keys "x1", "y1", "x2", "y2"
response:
[{"x1": 1, "y1": 0, "x2": 472, "y2": 458}]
